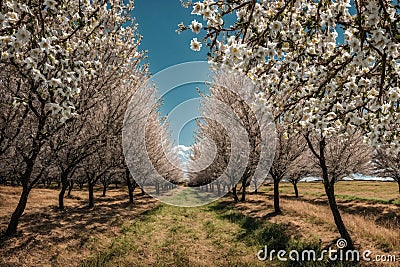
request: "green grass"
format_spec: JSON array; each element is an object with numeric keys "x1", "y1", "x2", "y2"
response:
[
  {"x1": 82, "y1": 203, "x2": 264, "y2": 266},
  {"x1": 157, "y1": 187, "x2": 220, "y2": 207},
  {"x1": 81, "y1": 180, "x2": 400, "y2": 266},
  {"x1": 207, "y1": 203, "x2": 289, "y2": 250},
  {"x1": 393, "y1": 198, "x2": 400, "y2": 206},
  {"x1": 82, "y1": 201, "x2": 361, "y2": 267}
]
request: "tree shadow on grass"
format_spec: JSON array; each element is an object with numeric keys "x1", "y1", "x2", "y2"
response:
[
  {"x1": 207, "y1": 201, "x2": 354, "y2": 267},
  {"x1": 0, "y1": 190, "x2": 159, "y2": 262},
  {"x1": 257, "y1": 192, "x2": 400, "y2": 228},
  {"x1": 207, "y1": 201, "x2": 288, "y2": 249}
]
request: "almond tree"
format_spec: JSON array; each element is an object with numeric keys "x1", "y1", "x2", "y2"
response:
[
  {"x1": 123, "y1": 84, "x2": 183, "y2": 199},
  {"x1": 144, "y1": 112, "x2": 183, "y2": 193},
  {"x1": 188, "y1": 117, "x2": 236, "y2": 198},
  {"x1": 373, "y1": 148, "x2": 400, "y2": 194},
  {"x1": 124, "y1": 167, "x2": 137, "y2": 205},
  {"x1": 188, "y1": 90, "x2": 248, "y2": 201},
  {"x1": 50, "y1": 31, "x2": 145, "y2": 209},
  {"x1": 286, "y1": 158, "x2": 313, "y2": 198},
  {"x1": 82, "y1": 143, "x2": 122, "y2": 208},
  {"x1": 181, "y1": 0, "x2": 400, "y2": 152},
  {"x1": 0, "y1": 69, "x2": 29, "y2": 158},
  {"x1": 303, "y1": 130, "x2": 372, "y2": 247},
  {"x1": 0, "y1": 0, "x2": 143, "y2": 236},
  {"x1": 268, "y1": 125, "x2": 306, "y2": 213},
  {"x1": 181, "y1": 0, "x2": 398, "y2": 249},
  {"x1": 188, "y1": 71, "x2": 275, "y2": 202},
  {"x1": 76, "y1": 74, "x2": 145, "y2": 208},
  {"x1": 209, "y1": 74, "x2": 262, "y2": 202}
]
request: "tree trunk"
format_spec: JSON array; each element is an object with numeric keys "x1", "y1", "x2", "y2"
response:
[
  {"x1": 241, "y1": 180, "x2": 246, "y2": 202},
  {"x1": 59, "y1": 185, "x2": 67, "y2": 210},
  {"x1": 314, "y1": 137, "x2": 354, "y2": 250},
  {"x1": 324, "y1": 182, "x2": 354, "y2": 250},
  {"x1": 88, "y1": 182, "x2": 94, "y2": 208},
  {"x1": 128, "y1": 185, "x2": 134, "y2": 204},
  {"x1": 5, "y1": 186, "x2": 30, "y2": 236},
  {"x1": 293, "y1": 181, "x2": 299, "y2": 198},
  {"x1": 232, "y1": 185, "x2": 239, "y2": 203},
  {"x1": 125, "y1": 168, "x2": 134, "y2": 204},
  {"x1": 102, "y1": 182, "x2": 107, "y2": 197},
  {"x1": 5, "y1": 152, "x2": 38, "y2": 236},
  {"x1": 273, "y1": 179, "x2": 281, "y2": 214},
  {"x1": 67, "y1": 180, "x2": 74, "y2": 197},
  {"x1": 59, "y1": 173, "x2": 69, "y2": 210}
]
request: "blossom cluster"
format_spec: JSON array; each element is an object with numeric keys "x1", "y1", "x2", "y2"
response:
[
  {"x1": 1, "y1": 0, "x2": 142, "y2": 123},
  {"x1": 182, "y1": 0, "x2": 400, "y2": 154}
]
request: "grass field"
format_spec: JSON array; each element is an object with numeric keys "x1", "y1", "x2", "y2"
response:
[
  {"x1": 0, "y1": 181, "x2": 399, "y2": 266},
  {"x1": 278, "y1": 181, "x2": 400, "y2": 205}
]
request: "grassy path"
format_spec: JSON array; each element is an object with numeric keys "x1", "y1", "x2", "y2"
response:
[{"x1": 82, "y1": 201, "x2": 291, "y2": 267}]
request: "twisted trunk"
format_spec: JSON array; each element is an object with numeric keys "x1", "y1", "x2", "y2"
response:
[
  {"x1": 5, "y1": 138, "x2": 41, "y2": 236},
  {"x1": 5, "y1": 185, "x2": 30, "y2": 236}
]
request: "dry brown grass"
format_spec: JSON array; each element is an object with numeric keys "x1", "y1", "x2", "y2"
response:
[
  {"x1": 0, "y1": 185, "x2": 158, "y2": 267},
  {"x1": 237, "y1": 181, "x2": 400, "y2": 262},
  {"x1": 280, "y1": 199, "x2": 400, "y2": 251},
  {"x1": 279, "y1": 180, "x2": 399, "y2": 202}
]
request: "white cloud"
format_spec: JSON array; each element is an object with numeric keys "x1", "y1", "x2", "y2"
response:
[
  {"x1": 173, "y1": 145, "x2": 193, "y2": 175},
  {"x1": 173, "y1": 145, "x2": 192, "y2": 158}
]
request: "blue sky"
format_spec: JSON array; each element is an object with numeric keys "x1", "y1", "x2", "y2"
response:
[
  {"x1": 133, "y1": 0, "x2": 211, "y2": 147},
  {"x1": 133, "y1": 1, "x2": 209, "y2": 74},
  {"x1": 132, "y1": 1, "x2": 355, "y2": 147}
]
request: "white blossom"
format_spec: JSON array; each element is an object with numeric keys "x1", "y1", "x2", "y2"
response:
[
  {"x1": 190, "y1": 19, "x2": 202, "y2": 34},
  {"x1": 190, "y1": 38, "x2": 202, "y2": 51}
]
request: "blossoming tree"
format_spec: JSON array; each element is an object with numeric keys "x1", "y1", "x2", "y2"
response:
[
  {"x1": 373, "y1": 148, "x2": 400, "y2": 194},
  {"x1": 181, "y1": 0, "x2": 399, "y2": 249},
  {"x1": 0, "y1": 0, "x2": 144, "y2": 236}
]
